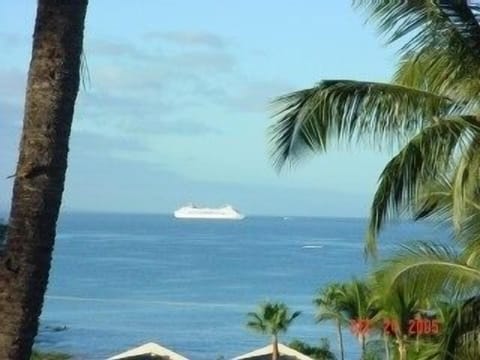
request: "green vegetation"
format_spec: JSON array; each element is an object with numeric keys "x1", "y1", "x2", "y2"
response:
[
  {"x1": 314, "y1": 283, "x2": 347, "y2": 360},
  {"x1": 245, "y1": 277, "x2": 476, "y2": 359},
  {"x1": 263, "y1": 1, "x2": 480, "y2": 359},
  {"x1": 246, "y1": 302, "x2": 301, "y2": 360},
  {"x1": 30, "y1": 350, "x2": 71, "y2": 360},
  {"x1": 269, "y1": 1, "x2": 480, "y2": 258},
  {"x1": 289, "y1": 338, "x2": 336, "y2": 360}
]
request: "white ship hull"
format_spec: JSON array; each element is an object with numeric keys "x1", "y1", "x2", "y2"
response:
[
  {"x1": 174, "y1": 204, "x2": 245, "y2": 220},
  {"x1": 174, "y1": 212, "x2": 245, "y2": 220}
]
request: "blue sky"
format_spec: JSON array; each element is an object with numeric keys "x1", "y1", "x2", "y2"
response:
[{"x1": 0, "y1": 1, "x2": 398, "y2": 217}]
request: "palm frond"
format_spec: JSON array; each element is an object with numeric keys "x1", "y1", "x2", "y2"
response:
[
  {"x1": 366, "y1": 116, "x2": 480, "y2": 255},
  {"x1": 246, "y1": 302, "x2": 300, "y2": 336},
  {"x1": 413, "y1": 174, "x2": 454, "y2": 221},
  {"x1": 450, "y1": 134, "x2": 480, "y2": 229},
  {"x1": 246, "y1": 312, "x2": 267, "y2": 332},
  {"x1": 438, "y1": 0, "x2": 480, "y2": 52},
  {"x1": 269, "y1": 80, "x2": 453, "y2": 171},
  {"x1": 373, "y1": 279, "x2": 421, "y2": 337},
  {"x1": 375, "y1": 241, "x2": 480, "y2": 300},
  {"x1": 355, "y1": 1, "x2": 480, "y2": 105},
  {"x1": 435, "y1": 296, "x2": 480, "y2": 360},
  {"x1": 394, "y1": 48, "x2": 480, "y2": 112},
  {"x1": 413, "y1": 177, "x2": 480, "y2": 222},
  {"x1": 354, "y1": 0, "x2": 480, "y2": 58},
  {"x1": 412, "y1": 160, "x2": 480, "y2": 246},
  {"x1": 314, "y1": 283, "x2": 351, "y2": 327},
  {"x1": 336, "y1": 278, "x2": 378, "y2": 321},
  {"x1": 287, "y1": 311, "x2": 302, "y2": 325},
  {"x1": 246, "y1": 321, "x2": 267, "y2": 333}
]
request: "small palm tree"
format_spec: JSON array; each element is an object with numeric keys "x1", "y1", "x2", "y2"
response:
[
  {"x1": 314, "y1": 282, "x2": 347, "y2": 360},
  {"x1": 372, "y1": 280, "x2": 423, "y2": 360},
  {"x1": 338, "y1": 279, "x2": 378, "y2": 357},
  {"x1": 246, "y1": 302, "x2": 301, "y2": 360}
]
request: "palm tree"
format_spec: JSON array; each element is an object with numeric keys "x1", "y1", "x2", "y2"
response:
[
  {"x1": 362, "y1": 173, "x2": 480, "y2": 359},
  {"x1": 374, "y1": 241, "x2": 480, "y2": 359},
  {"x1": 337, "y1": 279, "x2": 378, "y2": 357},
  {"x1": 372, "y1": 279, "x2": 425, "y2": 360},
  {"x1": 268, "y1": 1, "x2": 480, "y2": 257},
  {"x1": 440, "y1": 296, "x2": 480, "y2": 360},
  {"x1": 246, "y1": 302, "x2": 301, "y2": 360},
  {"x1": 0, "y1": 1, "x2": 88, "y2": 358},
  {"x1": 288, "y1": 338, "x2": 336, "y2": 360},
  {"x1": 314, "y1": 282, "x2": 347, "y2": 360}
]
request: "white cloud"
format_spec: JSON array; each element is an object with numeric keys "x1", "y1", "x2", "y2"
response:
[{"x1": 144, "y1": 31, "x2": 228, "y2": 49}]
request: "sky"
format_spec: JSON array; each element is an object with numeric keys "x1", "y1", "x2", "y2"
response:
[{"x1": 0, "y1": 1, "x2": 398, "y2": 217}]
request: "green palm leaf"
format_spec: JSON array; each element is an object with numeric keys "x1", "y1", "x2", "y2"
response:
[
  {"x1": 438, "y1": 1, "x2": 480, "y2": 51},
  {"x1": 337, "y1": 278, "x2": 378, "y2": 321},
  {"x1": 269, "y1": 80, "x2": 453, "y2": 171},
  {"x1": 413, "y1": 174, "x2": 454, "y2": 222},
  {"x1": 366, "y1": 116, "x2": 480, "y2": 254},
  {"x1": 246, "y1": 302, "x2": 301, "y2": 336},
  {"x1": 394, "y1": 48, "x2": 480, "y2": 111},
  {"x1": 412, "y1": 172, "x2": 480, "y2": 249},
  {"x1": 355, "y1": 0, "x2": 480, "y2": 106},
  {"x1": 375, "y1": 241, "x2": 480, "y2": 299},
  {"x1": 371, "y1": 279, "x2": 421, "y2": 340},
  {"x1": 314, "y1": 282, "x2": 350, "y2": 325},
  {"x1": 432, "y1": 296, "x2": 480, "y2": 360},
  {"x1": 354, "y1": 0, "x2": 480, "y2": 57}
]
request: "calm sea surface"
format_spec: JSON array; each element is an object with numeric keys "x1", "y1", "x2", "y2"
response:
[{"x1": 35, "y1": 213, "x2": 447, "y2": 360}]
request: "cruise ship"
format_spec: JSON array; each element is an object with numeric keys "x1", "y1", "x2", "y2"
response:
[{"x1": 174, "y1": 204, "x2": 245, "y2": 220}]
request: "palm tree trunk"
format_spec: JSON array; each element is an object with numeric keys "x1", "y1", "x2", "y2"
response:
[
  {"x1": 397, "y1": 339, "x2": 407, "y2": 360},
  {"x1": 415, "y1": 332, "x2": 420, "y2": 352},
  {"x1": 383, "y1": 332, "x2": 390, "y2": 360},
  {"x1": 272, "y1": 334, "x2": 279, "y2": 360},
  {"x1": 358, "y1": 334, "x2": 366, "y2": 357},
  {"x1": 0, "y1": 1, "x2": 87, "y2": 359},
  {"x1": 336, "y1": 319, "x2": 345, "y2": 360}
]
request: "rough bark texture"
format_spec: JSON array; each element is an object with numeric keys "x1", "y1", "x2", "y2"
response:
[
  {"x1": 0, "y1": 1, "x2": 87, "y2": 358},
  {"x1": 0, "y1": 224, "x2": 6, "y2": 245}
]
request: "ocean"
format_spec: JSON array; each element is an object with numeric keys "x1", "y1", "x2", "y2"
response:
[{"x1": 35, "y1": 213, "x2": 446, "y2": 360}]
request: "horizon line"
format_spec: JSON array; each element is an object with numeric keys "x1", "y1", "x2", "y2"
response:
[{"x1": 53, "y1": 209, "x2": 369, "y2": 220}]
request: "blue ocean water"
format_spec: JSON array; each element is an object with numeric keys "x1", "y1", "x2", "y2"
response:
[{"x1": 35, "y1": 213, "x2": 446, "y2": 360}]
